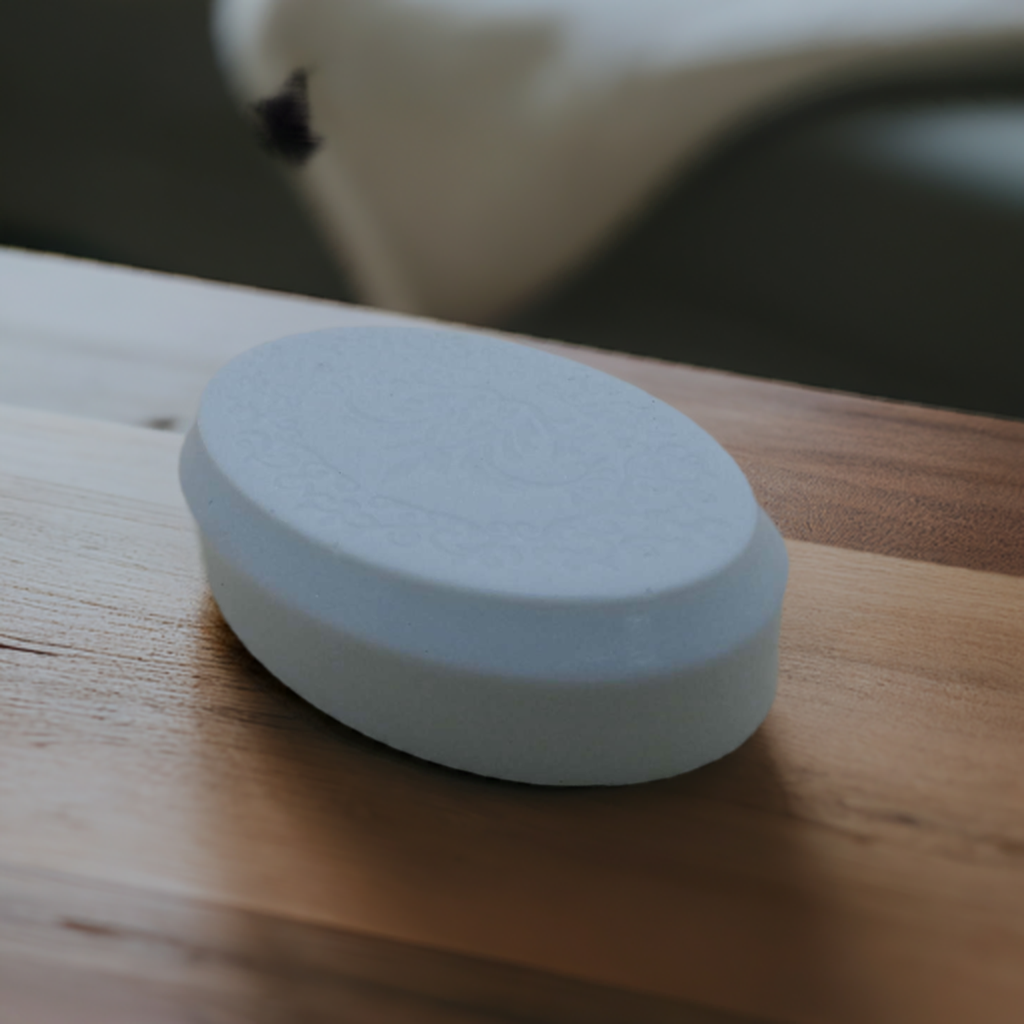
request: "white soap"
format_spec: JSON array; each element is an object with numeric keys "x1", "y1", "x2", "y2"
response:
[{"x1": 180, "y1": 326, "x2": 788, "y2": 785}]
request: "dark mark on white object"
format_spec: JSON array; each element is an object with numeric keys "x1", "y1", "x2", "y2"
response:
[{"x1": 251, "y1": 70, "x2": 322, "y2": 165}]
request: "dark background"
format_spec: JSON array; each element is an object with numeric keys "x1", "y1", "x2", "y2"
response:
[{"x1": 2, "y1": 1, "x2": 1022, "y2": 417}]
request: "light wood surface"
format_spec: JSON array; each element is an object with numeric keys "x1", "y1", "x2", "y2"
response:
[
  {"x1": 2, "y1": 249, "x2": 1024, "y2": 1023},
  {"x1": 4, "y1": 247, "x2": 1022, "y2": 575}
]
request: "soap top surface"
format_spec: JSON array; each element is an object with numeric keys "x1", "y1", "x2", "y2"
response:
[{"x1": 195, "y1": 327, "x2": 758, "y2": 601}]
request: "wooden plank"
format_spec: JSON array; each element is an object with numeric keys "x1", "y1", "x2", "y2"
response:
[
  {"x1": 3, "y1": 248, "x2": 1022, "y2": 576},
  {"x1": 0, "y1": 862, "x2": 742, "y2": 1024},
  {"x1": 2, "y1": 404, "x2": 1024, "y2": 1023},
  {"x1": 0, "y1": 247, "x2": 398, "y2": 432}
]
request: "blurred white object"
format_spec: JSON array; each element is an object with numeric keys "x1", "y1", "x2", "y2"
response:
[{"x1": 213, "y1": 0, "x2": 1024, "y2": 322}]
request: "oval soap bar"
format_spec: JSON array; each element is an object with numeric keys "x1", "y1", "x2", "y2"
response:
[{"x1": 180, "y1": 326, "x2": 788, "y2": 785}]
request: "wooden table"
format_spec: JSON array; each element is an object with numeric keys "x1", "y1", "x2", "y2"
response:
[{"x1": 2, "y1": 247, "x2": 1023, "y2": 1024}]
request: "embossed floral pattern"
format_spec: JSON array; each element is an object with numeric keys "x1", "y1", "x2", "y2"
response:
[{"x1": 213, "y1": 332, "x2": 754, "y2": 584}]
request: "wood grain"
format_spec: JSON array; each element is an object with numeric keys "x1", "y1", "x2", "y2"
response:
[
  {"x1": 3, "y1": 248, "x2": 1022, "y2": 576},
  {"x1": 3, "y1": 403, "x2": 1024, "y2": 1023},
  {"x1": 0, "y1": 863, "x2": 741, "y2": 1024}
]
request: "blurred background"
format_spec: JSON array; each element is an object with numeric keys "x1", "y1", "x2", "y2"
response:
[{"x1": 2, "y1": 0, "x2": 1022, "y2": 418}]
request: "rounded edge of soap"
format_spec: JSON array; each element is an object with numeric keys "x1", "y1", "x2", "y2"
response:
[{"x1": 193, "y1": 508, "x2": 785, "y2": 786}]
